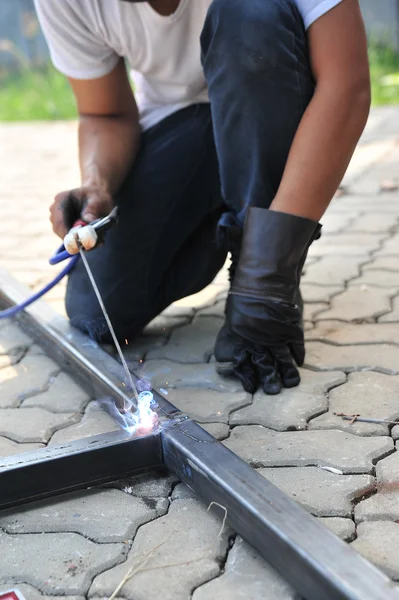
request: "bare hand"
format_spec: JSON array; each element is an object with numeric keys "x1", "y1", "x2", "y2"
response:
[{"x1": 50, "y1": 185, "x2": 113, "y2": 239}]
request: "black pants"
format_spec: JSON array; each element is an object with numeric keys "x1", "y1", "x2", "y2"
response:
[{"x1": 66, "y1": 0, "x2": 315, "y2": 341}]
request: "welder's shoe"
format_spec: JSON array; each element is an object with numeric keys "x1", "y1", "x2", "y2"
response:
[{"x1": 214, "y1": 288, "x2": 304, "y2": 376}]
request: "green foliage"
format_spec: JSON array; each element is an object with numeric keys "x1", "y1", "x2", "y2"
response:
[
  {"x1": 369, "y1": 43, "x2": 399, "y2": 105},
  {"x1": 1, "y1": 43, "x2": 399, "y2": 121},
  {"x1": 0, "y1": 65, "x2": 76, "y2": 121}
]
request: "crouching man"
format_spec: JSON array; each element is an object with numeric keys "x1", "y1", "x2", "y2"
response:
[{"x1": 34, "y1": 0, "x2": 370, "y2": 394}]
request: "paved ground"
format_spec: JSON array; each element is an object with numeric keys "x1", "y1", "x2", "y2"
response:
[{"x1": 1, "y1": 107, "x2": 399, "y2": 598}]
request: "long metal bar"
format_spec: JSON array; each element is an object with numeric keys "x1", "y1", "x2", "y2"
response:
[
  {"x1": 1, "y1": 266, "x2": 398, "y2": 600},
  {"x1": 0, "y1": 430, "x2": 163, "y2": 510}
]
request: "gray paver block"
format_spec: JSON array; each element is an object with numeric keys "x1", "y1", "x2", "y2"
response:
[
  {"x1": 201, "y1": 422, "x2": 230, "y2": 440},
  {"x1": 0, "y1": 583, "x2": 83, "y2": 600},
  {"x1": 308, "y1": 233, "x2": 382, "y2": 257},
  {"x1": 320, "y1": 212, "x2": 356, "y2": 234},
  {"x1": 171, "y1": 482, "x2": 197, "y2": 501},
  {"x1": 351, "y1": 521, "x2": 399, "y2": 580},
  {"x1": 355, "y1": 452, "x2": 399, "y2": 522},
  {"x1": 197, "y1": 299, "x2": 225, "y2": 318},
  {"x1": 230, "y1": 370, "x2": 345, "y2": 431},
  {"x1": 49, "y1": 402, "x2": 116, "y2": 445},
  {"x1": 172, "y1": 284, "x2": 222, "y2": 309},
  {"x1": 379, "y1": 296, "x2": 399, "y2": 322},
  {"x1": 376, "y1": 232, "x2": 399, "y2": 256},
  {"x1": 319, "y1": 517, "x2": 356, "y2": 541},
  {"x1": 140, "y1": 359, "x2": 244, "y2": 393},
  {"x1": 309, "y1": 372, "x2": 399, "y2": 436},
  {"x1": 301, "y1": 284, "x2": 342, "y2": 303},
  {"x1": 0, "y1": 530, "x2": 126, "y2": 595},
  {"x1": 89, "y1": 499, "x2": 229, "y2": 600},
  {"x1": 258, "y1": 467, "x2": 373, "y2": 517},
  {"x1": 0, "y1": 354, "x2": 60, "y2": 408},
  {"x1": 302, "y1": 255, "x2": 362, "y2": 286},
  {"x1": 0, "y1": 436, "x2": 44, "y2": 458},
  {"x1": 146, "y1": 316, "x2": 222, "y2": 363},
  {"x1": 0, "y1": 488, "x2": 166, "y2": 543},
  {"x1": 164, "y1": 388, "x2": 250, "y2": 423},
  {"x1": 346, "y1": 213, "x2": 397, "y2": 233},
  {"x1": 224, "y1": 426, "x2": 393, "y2": 473},
  {"x1": 116, "y1": 472, "x2": 177, "y2": 498},
  {"x1": 0, "y1": 350, "x2": 25, "y2": 370},
  {"x1": 316, "y1": 287, "x2": 391, "y2": 321},
  {"x1": 304, "y1": 303, "x2": 329, "y2": 321},
  {"x1": 305, "y1": 341, "x2": 399, "y2": 374},
  {"x1": 21, "y1": 372, "x2": 90, "y2": 413},
  {"x1": 364, "y1": 256, "x2": 399, "y2": 271},
  {"x1": 352, "y1": 270, "x2": 399, "y2": 287},
  {"x1": 0, "y1": 322, "x2": 32, "y2": 353},
  {"x1": 308, "y1": 321, "x2": 399, "y2": 344},
  {"x1": 192, "y1": 536, "x2": 297, "y2": 600},
  {"x1": 0, "y1": 407, "x2": 77, "y2": 443}
]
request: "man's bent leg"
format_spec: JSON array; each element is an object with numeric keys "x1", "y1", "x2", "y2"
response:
[
  {"x1": 65, "y1": 104, "x2": 225, "y2": 341},
  {"x1": 201, "y1": 0, "x2": 315, "y2": 227}
]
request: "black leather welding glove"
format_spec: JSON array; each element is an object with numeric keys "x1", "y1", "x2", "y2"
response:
[{"x1": 224, "y1": 207, "x2": 321, "y2": 395}]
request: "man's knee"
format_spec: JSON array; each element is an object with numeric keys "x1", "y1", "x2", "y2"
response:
[{"x1": 202, "y1": 0, "x2": 304, "y2": 74}]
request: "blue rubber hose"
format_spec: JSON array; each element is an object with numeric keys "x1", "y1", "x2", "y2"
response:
[{"x1": 0, "y1": 252, "x2": 79, "y2": 319}]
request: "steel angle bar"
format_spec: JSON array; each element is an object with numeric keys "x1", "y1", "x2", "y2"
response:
[
  {"x1": 1, "y1": 266, "x2": 398, "y2": 600},
  {"x1": 0, "y1": 430, "x2": 163, "y2": 510}
]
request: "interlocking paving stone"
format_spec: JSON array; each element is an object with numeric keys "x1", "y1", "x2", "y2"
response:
[
  {"x1": 146, "y1": 316, "x2": 223, "y2": 363},
  {"x1": 201, "y1": 422, "x2": 230, "y2": 440},
  {"x1": 0, "y1": 583, "x2": 84, "y2": 600},
  {"x1": 197, "y1": 299, "x2": 225, "y2": 318},
  {"x1": 379, "y1": 296, "x2": 399, "y2": 322},
  {"x1": 355, "y1": 453, "x2": 399, "y2": 522},
  {"x1": 320, "y1": 212, "x2": 357, "y2": 234},
  {"x1": 0, "y1": 354, "x2": 60, "y2": 408},
  {"x1": 0, "y1": 436, "x2": 44, "y2": 458},
  {"x1": 376, "y1": 233, "x2": 399, "y2": 256},
  {"x1": 117, "y1": 472, "x2": 177, "y2": 498},
  {"x1": 49, "y1": 402, "x2": 117, "y2": 445},
  {"x1": 163, "y1": 388, "x2": 250, "y2": 424},
  {"x1": 309, "y1": 373, "x2": 399, "y2": 436},
  {"x1": 0, "y1": 322, "x2": 32, "y2": 354},
  {"x1": 89, "y1": 499, "x2": 230, "y2": 600},
  {"x1": 0, "y1": 488, "x2": 167, "y2": 543},
  {"x1": 140, "y1": 359, "x2": 244, "y2": 393},
  {"x1": 20, "y1": 372, "x2": 90, "y2": 412},
  {"x1": 230, "y1": 370, "x2": 345, "y2": 431},
  {"x1": 303, "y1": 302, "x2": 329, "y2": 321},
  {"x1": 305, "y1": 342, "x2": 399, "y2": 374},
  {"x1": 351, "y1": 522, "x2": 399, "y2": 580},
  {"x1": 301, "y1": 284, "x2": 342, "y2": 303},
  {"x1": 224, "y1": 427, "x2": 393, "y2": 473},
  {"x1": 308, "y1": 233, "x2": 383, "y2": 257},
  {"x1": 319, "y1": 517, "x2": 356, "y2": 541},
  {"x1": 351, "y1": 270, "x2": 399, "y2": 287},
  {"x1": 316, "y1": 287, "x2": 391, "y2": 321},
  {"x1": 0, "y1": 530, "x2": 126, "y2": 596},
  {"x1": 192, "y1": 536, "x2": 297, "y2": 600},
  {"x1": 345, "y1": 213, "x2": 398, "y2": 233},
  {"x1": 258, "y1": 467, "x2": 373, "y2": 517},
  {"x1": 0, "y1": 407, "x2": 77, "y2": 443},
  {"x1": 0, "y1": 350, "x2": 25, "y2": 370},
  {"x1": 364, "y1": 256, "x2": 399, "y2": 271},
  {"x1": 307, "y1": 321, "x2": 399, "y2": 344},
  {"x1": 301, "y1": 255, "x2": 363, "y2": 286},
  {"x1": 173, "y1": 285, "x2": 221, "y2": 309}
]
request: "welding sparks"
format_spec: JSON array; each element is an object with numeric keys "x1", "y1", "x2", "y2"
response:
[{"x1": 96, "y1": 391, "x2": 159, "y2": 436}]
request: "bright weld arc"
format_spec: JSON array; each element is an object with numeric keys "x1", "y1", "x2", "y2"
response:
[{"x1": 76, "y1": 239, "x2": 159, "y2": 435}]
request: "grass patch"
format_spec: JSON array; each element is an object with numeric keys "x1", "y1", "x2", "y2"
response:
[
  {"x1": 369, "y1": 44, "x2": 399, "y2": 105},
  {"x1": 1, "y1": 43, "x2": 399, "y2": 121},
  {"x1": 0, "y1": 65, "x2": 76, "y2": 121}
]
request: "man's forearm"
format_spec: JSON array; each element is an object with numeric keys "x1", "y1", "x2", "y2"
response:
[
  {"x1": 78, "y1": 113, "x2": 141, "y2": 196},
  {"x1": 270, "y1": 82, "x2": 370, "y2": 222}
]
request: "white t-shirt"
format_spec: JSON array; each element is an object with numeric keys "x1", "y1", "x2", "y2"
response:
[{"x1": 34, "y1": 0, "x2": 343, "y2": 131}]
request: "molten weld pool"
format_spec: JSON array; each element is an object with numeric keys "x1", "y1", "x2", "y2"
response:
[{"x1": 0, "y1": 590, "x2": 26, "y2": 600}]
